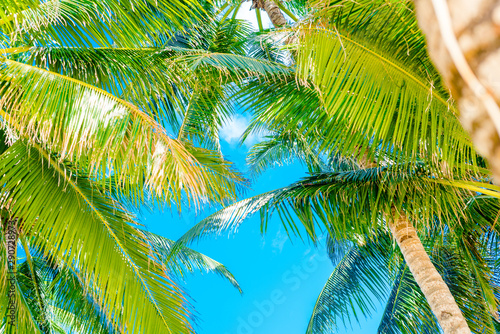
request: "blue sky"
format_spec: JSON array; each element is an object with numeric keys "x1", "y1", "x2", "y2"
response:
[{"x1": 140, "y1": 113, "x2": 386, "y2": 334}]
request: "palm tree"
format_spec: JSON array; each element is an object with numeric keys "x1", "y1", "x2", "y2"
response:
[
  {"x1": 307, "y1": 196, "x2": 500, "y2": 333},
  {"x1": 167, "y1": 0, "x2": 500, "y2": 331},
  {"x1": 173, "y1": 153, "x2": 500, "y2": 333},
  {"x1": 214, "y1": 0, "x2": 496, "y2": 331},
  {"x1": 413, "y1": 0, "x2": 500, "y2": 182},
  {"x1": 239, "y1": 0, "x2": 477, "y2": 172},
  {"x1": 0, "y1": 2, "x2": 290, "y2": 332}
]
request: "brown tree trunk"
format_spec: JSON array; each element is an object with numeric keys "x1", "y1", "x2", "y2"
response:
[
  {"x1": 262, "y1": 0, "x2": 287, "y2": 27},
  {"x1": 388, "y1": 212, "x2": 471, "y2": 334},
  {"x1": 253, "y1": 0, "x2": 287, "y2": 27},
  {"x1": 414, "y1": 0, "x2": 500, "y2": 182}
]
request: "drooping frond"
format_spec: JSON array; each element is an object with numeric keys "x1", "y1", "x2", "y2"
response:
[
  {"x1": 307, "y1": 235, "x2": 391, "y2": 333},
  {"x1": 245, "y1": 125, "x2": 363, "y2": 177},
  {"x1": 1, "y1": 0, "x2": 205, "y2": 48},
  {"x1": 255, "y1": 164, "x2": 500, "y2": 241},
  {"x1": 0, "y1": 59, "x2": 243, "y2": 206},
  {"x1": 0, "y1": 141, "x2": 193, "y2": 333},
  {"x1": 173, "y1": 189, "x2": 283, "y2": 252},
  {"x1": 173, "y1": 49, "x2": 290, "y2": 148},
  {"x1": 176, "y1": 162, "x2": 500, "y2": 249},
  {"x1": 145, "y1": 232, "x2": 242, "y2": 293},
  {"x1": 377, "y1": 263, "x2": 438, "y2": 334}
]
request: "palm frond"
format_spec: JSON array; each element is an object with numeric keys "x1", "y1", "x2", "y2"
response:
[
  {"x1": 20, "y1": 46, "x2": 187, "y2": 125},
  {"x1": 246, "y1": 129, "x2": 325, "y2": 176},
  {"x1": 432, "y1": 240, "x2": 499, "y2": 334},
  {"x1": 377, "y1": 263, "x2": 438, "y2": 334},
  {"x1": 0, "y1": 219, "x2": 43, "y2": 333},
  {"x1": 175, "y1": 163, "x2": 500, "y2": 250},
  {"x1": 307, "y1": 235, "x2": 391, "y2": 333},
  {"x1": 0, "y1": 59, "x2": 243, "y2": 205},
  {"x1": 0, "y1": 141, "x2": 193, "y2": 333},
  {"x1": 145, "y1": 231, "x2": 242, "y2": 293},
  {"x1": 47, "y1": 259, "x2": 117, "y2": 333},
  {"x1": 173, "y1": 189, "x2": 283, "y2": 252},
  {"x1": 1, "y1": 0, "x2": 205, "y2": 48}
]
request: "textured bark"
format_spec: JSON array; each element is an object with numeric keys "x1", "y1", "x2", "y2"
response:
[
  {"x1": 252, "y1": 0, "x2": 287, "y2": 28},
  {"x1": 414, "y1": 0, "x2": 500, "y2": 181},
  {"x1": 263, "y1": 0, "x2": 287, "y2": 27},
  {"x1": 387, "y1": 212, "x2": 471, "y2": 334}
]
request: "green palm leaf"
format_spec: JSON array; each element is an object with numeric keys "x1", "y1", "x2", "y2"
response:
[
  {"x1": 0, "y1": 59, "x2": 242, "y2": 205},
  {"x1": 173, "y1": 189, "x2": 284, "y2": 251},
  {"x1": 0, "y1": 141, "x2": 192, "y2": 333},
  {"x1": 246, "y1": 129, "x2": 325, "y2": 176},
  {"x1": 145, "y1": 232, "x2": 242, "y2": 293},
  {"x1": 177, "y1": 163, "x2": 500, "y2": 248},
  {"x1": 1, "y1": 0, "x2": 205, "y2": 48},
  {"x1": 307, "y1": 235, "x2": 390, "y2": 333},
  {"x1": 21, "y1": 46, "x2": 187, "y2": 125},
  {"x1": 377, "y1": 262, "x2": 438, "y2": 334}
]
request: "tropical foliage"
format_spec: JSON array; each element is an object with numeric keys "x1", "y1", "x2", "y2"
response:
[
  {"x1": 2, "y1": 0, "x2": 500, "y2": 332},
  {"x1": 240, "y1": 0, "x2": 478, "y2": 172},
  {"x1": 171, "y1": 0, "x2": 500, "y2": 331},
  {"x1": 308, "y1": 196, "x2": 500, "y2": 334},
  {"x1": 1, "y1": 226, "x2": 240, "y2": 333},
  {"x1": 0, "y1": 0, "x2": 276, "y2": 332},
  {"x1": 174, "y1": 144, "x2": 500, "y2": 332},
  {"x1": 0, "y1": 138, "x2": 243, "y2": 333}
]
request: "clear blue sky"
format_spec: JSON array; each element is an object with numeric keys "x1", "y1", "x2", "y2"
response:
[{"x1": 139, "y1": 114, "x2": 386, "y2": 334}]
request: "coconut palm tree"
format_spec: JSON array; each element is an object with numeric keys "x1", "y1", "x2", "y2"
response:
[
  {"x1": 307, "y1": 193, "x2": 500, "y2": 334},
  {"x1": 209, "y1": 0, "x2": 496, "y2": 331},
  {"x1": 0, "y1": 2, "x2": 290, "y2": 332},
  {"x1": 173, "y1": 150, "x2": 500, "y2": 333}
]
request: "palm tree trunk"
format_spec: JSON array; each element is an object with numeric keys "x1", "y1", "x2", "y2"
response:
[
  {"x1": 262, "y1": 0, "x2": 287, "y2": 27},
  {"x1": 387, "y1": 212, "x2": 471, "y2": 334},
  {"x1": 253, "y1": 0, "x2": 287, "y2": 27},
  {"x1": 414, "y1": 0, "x2": 500, "y2": 182}
]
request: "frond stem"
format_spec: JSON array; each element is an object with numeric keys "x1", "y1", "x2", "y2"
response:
[{"x1": 297, "y1": 26, "x2": 456, "y2": 114}]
